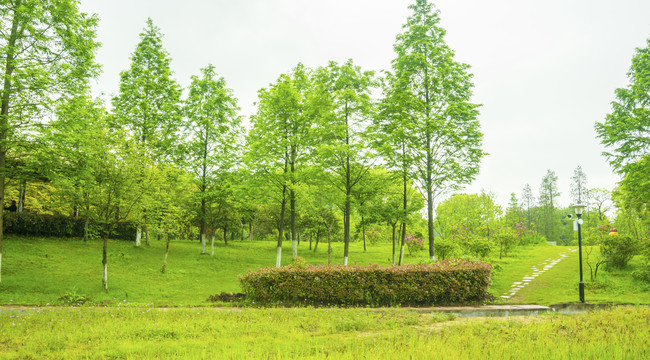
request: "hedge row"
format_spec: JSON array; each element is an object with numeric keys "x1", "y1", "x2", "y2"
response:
[
  {"x1": 3, "y1": 212, "x2": 137, "y2": 241},
  {"x1": 238, "y1": 259, "x2": 492, "y2": 306}
]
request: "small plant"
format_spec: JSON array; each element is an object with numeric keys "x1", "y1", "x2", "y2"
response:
[
  {"x1": 404, "y1": 234, "x2": 424, "y2": 255},
  {"x1": 58, "y1": 290, "x2": 90, "y2": 306},
  {"x1": 366, "y1": 229, "x2": 382, "y2": 245}
]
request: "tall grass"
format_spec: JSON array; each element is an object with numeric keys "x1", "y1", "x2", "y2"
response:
[{"x1": 0, "y1": 306, "x2": 647, "y2": 359}]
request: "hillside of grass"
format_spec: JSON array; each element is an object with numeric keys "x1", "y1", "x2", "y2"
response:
[{"x1": 0, "y1": 235, "x2": 647, "y2": 306}]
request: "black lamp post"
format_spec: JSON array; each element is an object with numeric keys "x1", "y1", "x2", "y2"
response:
[{"x1": 572, "y1": 203, "x2": 586, "y2": 303}]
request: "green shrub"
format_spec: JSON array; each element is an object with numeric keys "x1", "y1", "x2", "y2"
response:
[
  {"x1": 633, "y1": 236, "x2": 650, "y2": 281},
  {"x1": 239, "y1": 259, "x2": 492, "y2": 306},
  {"x1": 468, "y1": 236, "x2": 494, "y2": 258},
  {"x1": 3, "y1": 212, "x2": 137, "y2": 241},
  {"x1": 601, "y1": 235, "x2": 641, "y2": 269},
  {"x1": 434, "y1": 238, "x2": 459, "y2": 260}
]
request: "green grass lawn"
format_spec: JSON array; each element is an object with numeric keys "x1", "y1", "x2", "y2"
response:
[
  {"x1": 0, "y1": 235, "x2": 647, "y2": 306},
  {"x1": 516, "y1": 246, "x2": 650, "y2": 305},
  {"x1": 0, "y1": 306, "x2": 647, "y2": 359},
  {"x1": 0, "y1": 235, "x2": 434, "y2": 306},
  {"x1": 487, "y1": 243, "x2": 567, "y2": 298}
]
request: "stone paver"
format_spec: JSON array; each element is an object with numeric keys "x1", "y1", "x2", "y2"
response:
[{"x1": 501, "y1": 248, "x2": 574, "y2": 302}]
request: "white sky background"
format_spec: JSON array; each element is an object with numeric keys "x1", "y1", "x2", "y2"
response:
[{"x1": 79, "y1": 0, "x2": 650, "y2": 209}]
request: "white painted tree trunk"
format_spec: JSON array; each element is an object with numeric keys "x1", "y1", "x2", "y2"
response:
[
  {"x1": 344, "y1": 256, "x2": 348, "y2": 266},
  {"x1": 276, "y1": 246, "x2": 282, "y2": 267},
  {"x1": 292, "y1": 238, "x2": 297, "y2": 261},
  {"x1": 102, "y1": 263, "x2": 108, "y2": 290},
  {"x1": 201, "y1": 233, "x2": 206, "y2": 254},
  {"x1": 211, "y1": 235, "x2": 215, "y2": 256},
  {"x1": 430, "y1": 255, "x2": 435, "y2": 261},
  {"x1": 135, "y1": 227, "x2": 141, "y2": 247},
  {"x1": 399, "y1": 245, "x2": 405, "y2": 265}
]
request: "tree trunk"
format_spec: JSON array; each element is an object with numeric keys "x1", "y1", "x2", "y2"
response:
[
  {"x1": 362, "y1": 216, "x2": 367, "y2": 252},
  {"x1": 145, "y1": 226, "x2": 149, "y2": 246},
  {"x1": 0, "y1": 3, "x2": 21, "y2": 284},
  {"x1": 327, "y1": 226, "x2": 332, "y2": 266},
  {"x1": 276, "y1": 182, "x2": 288, "y2": 267},
  {"x1": 392, "y1": 223, "x2": 397, "y2": 266},
  {"x1": 200, "y1": 125, "x2": 208, "y2": 253},
  {"x1": 102, "y1": 232, "x2": 109, "y2": 290},
  {"x1": 223, "y1": 225, "x2": 228, "y2": 246},
  {"x1": 343, "y1": 103, "x2": 351, "y2": 266},
  {"x1": 211, "y1": 235, "x2": 215, "y2": 256},
  {"x1": 135, "y1": 226, "x2": 141, "y2": 247},
  {"x1": 161, "y1": 234, "x2": 171, "y2": 273},
  {"x1": 291, "y1": 190, "x2": 297, "y2": 261},
  {"x1": 399, "y1": 155, "x2": 408, "y2": 266},
  {"x1": 18, "y1": 180, "x2": 25, "y2": 213}
]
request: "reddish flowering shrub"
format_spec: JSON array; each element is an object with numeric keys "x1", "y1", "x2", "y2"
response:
[
  {"x1": 405, "y1": 234, "x2": 424, "y2": 255},
  {"x1": 238, "y1": 259, "x2": 492, "y2": 306}
]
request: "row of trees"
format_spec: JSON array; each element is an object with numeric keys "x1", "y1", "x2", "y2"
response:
[
  {"x1": 0, "y1": 0, "x2": 485, "y2": 286},
  {"x1": 430, "y1": 166, "x2": 612, "y2": 260}
]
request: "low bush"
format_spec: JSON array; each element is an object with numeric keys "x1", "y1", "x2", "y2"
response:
[
  {"x1": 601, "y1": 235, "x2": 640, "y2": 269},
  {"x1": 468, "y1": 236, "x2": 494, "y2": 258},
  {"x1": 239, "y1": 259, "x2": 492, "y2": 306},
  {"x1": 433, "y1": 238, "x2": 459, "y2": 260},
  {"x1": 3, "y1": 212, "x2": 137, "y2": 241}
]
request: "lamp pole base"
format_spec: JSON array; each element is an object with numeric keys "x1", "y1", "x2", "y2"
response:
[{"x1": 579, "y1": 281, "x2": 585, "y2": 303}]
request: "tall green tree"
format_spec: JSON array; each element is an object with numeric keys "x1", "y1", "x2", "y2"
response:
[
  {"x1": 520, "y1": 183, "x2": 536, "y2": 229},
  {"x1": 504, "y1": 192, "x2": 524, "y2": 228},
  {"x1": 596, "y1": 36, "x2": 650, "y2": 218},
  {"x1": 570, "y1": 165, "x2": 589, "y2": 205},
  {"x1": 247, "y1": 64, "x2": 312, "y2": 266},
  {"x1": 596, "y1": 36, "x2": 650, "y2": 174},
  {"x1": 44, "y1": 95, "x2": 149, "y2": 290},
  {"x1": 385, "y1": 0, "x2": 485, "y2": 261},
  {"x1": 312, "y1": 59, "x2": 375, "y2": 266},
  {"x1": 0, "y1": 0, "x2": 99, "y2": 282},
  {"x1": 184, "y1": 64, "x2": 241, "y2": 254},
  {"x1": 112, "y1": 18, "x2": 182, "y2": 246},
  {"x1": 539, "y1": 169, "x2": 560, "y2": 242},
  {"x1": 112, "y1": 18, "x2": 182, "y2": 161}
]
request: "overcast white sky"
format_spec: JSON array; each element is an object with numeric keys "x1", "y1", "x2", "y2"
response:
[{"x1": 79, "y1": 0, "x2": 650, "y2": 209}]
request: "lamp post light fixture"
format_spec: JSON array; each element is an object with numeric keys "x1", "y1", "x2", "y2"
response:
[{"x1": 572, "y1": 203, "x2": 587, "y2": 303}]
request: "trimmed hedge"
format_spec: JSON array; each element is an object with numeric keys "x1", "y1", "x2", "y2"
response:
[
  {"x1": 238, "y1": 259, "x2": 492, "y2": 306},
  {"x1": 3, "y1": 212, "x2": 137, "y2": 241}
]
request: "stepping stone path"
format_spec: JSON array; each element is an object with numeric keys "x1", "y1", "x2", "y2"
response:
[{"x1": 500, "y1": 248, "x2": 577, "y2": 301}]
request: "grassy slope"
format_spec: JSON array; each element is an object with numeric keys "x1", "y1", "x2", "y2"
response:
[
  {"x1": 517, "y1": 246, "x2": 650, "y2": 305},
  {"x1": 0, "y1": 235, "x2": 433, "y2": 305},
  {"x1": 488, "y1": 243, "x2": 567, "y2": 298},
  {"x1": 0, "y1": 235, "x2": 647, "y2": 306}
]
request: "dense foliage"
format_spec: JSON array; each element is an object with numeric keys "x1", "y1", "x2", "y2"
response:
[
  {"x1": 239, "y1": 259, "x2": 492, "y2": 306},
  {"x1": 3, "y1": 212, "x2": 136, "y2": 240}
]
